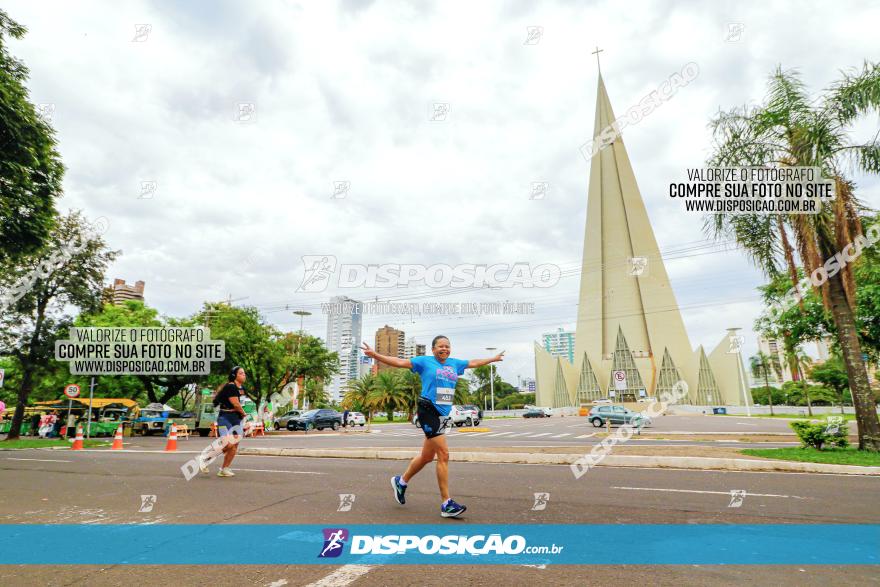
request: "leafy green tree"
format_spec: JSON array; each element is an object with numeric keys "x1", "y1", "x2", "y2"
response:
[
  {"x1": 707, "y1": 63, "x2": 880, "y2": 449},
  {"x1": 0, "y1": 211, "x2": 116, "y2": 439},
  {"x1": 809, "y1": 356, "x2": 852, "y2": 414},
  {"x1": 0, "y1": 10, "x2": 63, "y2": 263},
  {"x1": 750, "y1": 352, "x2": 777, "y2": 414}
]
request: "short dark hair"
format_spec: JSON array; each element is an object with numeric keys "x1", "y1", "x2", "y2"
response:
[{"x1": 431, "y1": 335, "x2": 449, "y2": 348}]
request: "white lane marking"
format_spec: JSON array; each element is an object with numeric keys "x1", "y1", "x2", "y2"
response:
[
  {"x1": 5, "y1": 457, "x2": 73, "y2": 463},
  {"x1": 509, "y1": 432, "x2": 533, "y2": 437},
  {"x1": 575, "y1": 433, "x2": 597, "y2": 439},
  {"x1": 233, "y1": 468, "x2": 326, "y2": 475},
  {"x1": 550, "y1": 433, "x2": 571, "y2": 438},
  {"x1": 305, "y1": 564, "x2": 373, "y2": 587},
  {"x1": 736, "y1": 423, "x2": 758, "y2": 426},
  {"x1": 611, "y1": 486, "x2": 808, "y2": 499},
  {"x1": 267, "y1": 580, "x2": 288, "y2": 587},
  {"x1": 486, "y1": 432, "x2": 515, "y2": 437},
  {"x1": 530, "y1": 433, "x2": 554, "y2": 437}
]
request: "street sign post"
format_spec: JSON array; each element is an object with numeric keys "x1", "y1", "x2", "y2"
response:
[{"x1": 63, "y1": 384, "x2": 81, "y2": 434}]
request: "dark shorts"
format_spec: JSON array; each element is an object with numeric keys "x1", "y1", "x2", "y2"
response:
[
  {"x1": 217, "y1": 412, "x2": 243, "y2": 437},
  {"x1": 417, "y1": 398, "x2": 451, "y2": 439}
]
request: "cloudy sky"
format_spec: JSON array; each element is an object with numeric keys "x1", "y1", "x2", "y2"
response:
[{"x1": 7, "y1": 0, "x2": 879, "y2": 383}]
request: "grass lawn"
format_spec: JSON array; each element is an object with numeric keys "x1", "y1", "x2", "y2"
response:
[
  {"x1": 741, "y1": 446, "x2": 880, "y2": 467},
  {"x1": 0, "y1": 438, "x2": 110, "y2": 449}
]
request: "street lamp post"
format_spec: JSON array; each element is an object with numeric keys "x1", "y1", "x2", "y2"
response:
[
  {"x1": 293, "y1": 310, "x2": 312, "y2": 410},
  {"x1": 486, "y1": 347, "x2": 497, "y2": 413}
]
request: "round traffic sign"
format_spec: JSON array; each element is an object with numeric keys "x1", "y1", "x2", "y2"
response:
[
  {"x1": 614, "y1": 371, "x2": 625, "y2": 381},
  {"x1": 64, "y1": 384, "x2": 81, "y2": 398}
]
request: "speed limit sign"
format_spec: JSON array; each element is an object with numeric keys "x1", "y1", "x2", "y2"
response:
[{"x1": 64, "y1": 384, "x2": 81, "y2": 398}]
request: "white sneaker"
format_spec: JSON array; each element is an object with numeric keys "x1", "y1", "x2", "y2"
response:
[
  {"x1": 217, "y1": 468, "x2": 235, "y2": 477},
  {"x1": 199, "y1": 459, "x2": 209, "y2": 474}
]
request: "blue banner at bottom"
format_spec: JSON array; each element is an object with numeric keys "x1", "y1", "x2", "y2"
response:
[{"x1": 0, "y1": 524, "x2": 877, "y2": 565}]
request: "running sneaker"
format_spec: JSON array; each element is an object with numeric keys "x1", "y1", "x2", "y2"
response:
[
  {"x1": 217, "y1": 468, "x2": 235, "y2": 477},
  {"x1": 391, "y1": 475, "x2": 407, "y2": 505},
  {"x1": 441, "y1": 499, "x2": 466, "y2": 518},
  {"x1": 199, "y1": 458, "x2": 209, "y2": 474}
]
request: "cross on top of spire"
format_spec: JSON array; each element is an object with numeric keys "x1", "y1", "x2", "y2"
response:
[{"x1": 591, "y1": 46, "x2": 604, "y2": 74}]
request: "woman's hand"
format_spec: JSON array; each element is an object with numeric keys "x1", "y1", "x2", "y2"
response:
[{"x1": 361, "y1": 342, "x2": 378, "y2": 359}]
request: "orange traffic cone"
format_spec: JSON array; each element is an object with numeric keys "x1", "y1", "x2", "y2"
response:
[
  {"x1": 111, "y1": 424, "x2": 124, "y2": 450},
  {"x1": 164, "y1": 424, "x2": 178, "y2": 452},
  {"x1": 71, "y1": 424, "x2": 84, "y2": 450}
]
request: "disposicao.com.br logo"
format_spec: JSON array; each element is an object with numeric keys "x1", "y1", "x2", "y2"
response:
[{"x1": 318, "y1": 528, "x2": 563, "y2": 557}]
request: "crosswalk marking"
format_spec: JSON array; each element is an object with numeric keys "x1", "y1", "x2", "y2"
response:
[
  {"x1": 550, "y1": 433, "x2": 571, "y2": 438},
  {"x1": 531, "y1": 433, "x2": 554, "y2": 437}
]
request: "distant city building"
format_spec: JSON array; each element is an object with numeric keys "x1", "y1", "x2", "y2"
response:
[
  {"x1": 106, "y1": 278, "x2": 145, "y2": 305},
  {"x1": 375, "y1": 325, "x2": 405, "y2": 372},
  {"x1": 519, "y1": 377, "x2": 536, "y2": 393},
  {"x1": 756, "y1": 336, "x2": 795, "y2": 385},
  {"x1": 542, "y1": 328, "x2": 575, "y2": 364},
  {"x1": 326, "y1": 296, "x2": 362, "y2": 402},
  {"x1": 358, "y1": 354, "x2": 372, "y2": 378},
  {"x1": 403, "y1": 337, "x2": 426, "y2": 359}
]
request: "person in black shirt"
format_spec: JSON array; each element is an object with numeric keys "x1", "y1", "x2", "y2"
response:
[{"x1": 208, "y1": 366, "x2": 248, "y2": 477}]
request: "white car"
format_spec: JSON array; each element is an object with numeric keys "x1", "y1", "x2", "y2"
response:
[
  {"x1": 413, "y1": 405, "x2": 480, "y2": 428},
  {"x1": 346, "y1": 412, "x2": 366, "y2": 426}
]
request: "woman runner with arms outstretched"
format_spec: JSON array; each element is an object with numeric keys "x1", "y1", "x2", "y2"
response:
[{"x1": 361, "y1": 335, "x2": 504, "y2": 517}]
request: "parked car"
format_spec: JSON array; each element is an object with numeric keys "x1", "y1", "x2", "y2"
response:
[
  {"x1": 346, "y1": 411, "x2": 366, "y2": 426},
  {"x1": 592, "y1": 399, "x2": 614, "y2": 406},
  {"x1": 413, "y1": 405, "x2": 480, "y2": 428},
  {"x1": 523, "y1": 408, "x2": 548, "y2": 418},
  {"x1": 588, "y1": 405, "x2": 651, "y2": 428},
  {"x1": 287, "y1": 409, "x2": 343, "y2": 431},
  {"x1": 461, "y1": 404, "x2": 483, "y2": 420},
  {"x1": 524, "y1": 405, "x2": 553, "y2": 416},
  {"x1": 275, "y1": 410, "x2": 302, "y2": 430}
]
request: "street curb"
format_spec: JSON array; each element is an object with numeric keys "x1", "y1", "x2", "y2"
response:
[{"x1": 238, "y1": 447, "x2": 880, "y2": 476}]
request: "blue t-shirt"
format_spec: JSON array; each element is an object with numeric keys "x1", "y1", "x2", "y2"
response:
[{"x1": 410, "y1": 355, "x2": 469, "y2": 416}]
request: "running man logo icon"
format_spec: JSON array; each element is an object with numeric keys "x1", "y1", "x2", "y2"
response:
[
  {"x1": 337, "y1": 494, "x2": 356, "y2": 512},
  {"x1": 825, "y1": 416, "x2": 844, "y2": 435},
  {"x1": 297, "y1": 255, "x2": 337, "y2": 292},
  {"x1": 728, "y1": 489, "x2": 746, "y2": 508},
  {"x1": 318, "y1": 528, "x2": 349, "y2": 558},
  {"x1": 132, "y1": 24, "x2": 152, "y2": 42},
  {"x1": 139, "y1": 495, "x2": 157, "y2": 513},
  {"x1": 725, "y1": 23, "x2": 745, "y2": 42},
  {"x1": 727, "y1": 334, "x2": 744, "y2": 354},
  {"x1": 524, "y1": 26, "x2": 543, "y2": 45},
  {"x1": 531, "y1": 492, "x2": 549, "y2": 511},
  {"x1": 628, "y1": 257, "x2": 648, "y2": 276},
  {"x1": 430, "y1": 102, "x2": 450, "y2": 122}
]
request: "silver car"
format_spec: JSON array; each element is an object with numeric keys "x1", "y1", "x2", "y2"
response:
[{"x1": 274, "y1": 410, "x2": 302, "y2": 430}]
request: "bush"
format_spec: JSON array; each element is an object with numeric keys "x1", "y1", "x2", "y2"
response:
[{"x1": 790, "y1": 418, "x2": 849, "y2": 450}]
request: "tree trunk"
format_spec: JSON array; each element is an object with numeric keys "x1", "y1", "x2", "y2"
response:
[
  {"x1": 826, "y1": 270, "x2": 880, "y2": 450},
  {"x1": 5, "y1": 363, "x2": 35, "y2": 440},
  {"x1": 764, "y1": 365, "x2": 774, "y2": 416}
]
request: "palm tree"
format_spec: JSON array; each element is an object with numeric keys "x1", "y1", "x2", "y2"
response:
[
  {"x1": 400, "y1": 369, "x2": 423, "y2": 420},
  {"x1": 794, "y1": 349, "x2": 815, "y2": 416},
  {"x1": 750, "y1": 352, "x2": 776, "y2": 415},
  {"x1": 707, "y1": 63, "x2": 880, "y2": 450},
  {"x1": 370, "y1": 370, "x2": 409, "y2": 422}
]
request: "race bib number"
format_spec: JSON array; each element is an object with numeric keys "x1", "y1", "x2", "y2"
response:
[{"x1": 435, "y1": 390, "x2": 454, "y2": 405}]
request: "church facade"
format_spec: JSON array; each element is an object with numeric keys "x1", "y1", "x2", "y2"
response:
[{"x1": 534, "y1": 76, "x2": 753, "y2": 408}]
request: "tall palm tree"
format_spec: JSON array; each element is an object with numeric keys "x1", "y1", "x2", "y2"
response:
[
  {"x1": 794, "y1": 349, "x2": 815, "y2": 416},
  {"x1": 400, "y1": 369, "x2": 423, "y2": 420},
  {"x1": 708, "y1": 63, "x2": 880, "y2": 450},
  {"x1": 370, "y1": 370, "x2": 409, "y2": 422},
  {"x1": 750, "y1": 352, "x2": 776, "y2": 415},
  {"x1": 342, "y1": 374, "x2": 376, "y2": 415}
]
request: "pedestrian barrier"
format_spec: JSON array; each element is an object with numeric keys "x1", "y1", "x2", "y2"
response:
[
  {"x1": 164, "y1": 424, "x2": 178, "y2": 452},
  {"x1": 111, "y1": 424, "x2": 124, "y2": 450},
  {"x1": 176, "y1": 424, "x2": 190, "y2": 439}
]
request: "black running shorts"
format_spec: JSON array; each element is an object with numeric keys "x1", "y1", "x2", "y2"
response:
[{"x1": 417, "y1": 398, "x2": 451, "y2": 439}]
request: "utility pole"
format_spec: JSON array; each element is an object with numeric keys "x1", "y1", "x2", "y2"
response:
[{"x1": 486, "y1": 347, "x2": 497, "y2": 413}]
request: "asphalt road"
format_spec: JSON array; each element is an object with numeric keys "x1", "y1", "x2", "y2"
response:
[{"x1": 1, "y1": 445, "x2": 878, "y2": 586}]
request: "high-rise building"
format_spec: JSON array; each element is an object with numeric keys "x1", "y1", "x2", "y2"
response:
[
  {"x1": 375, "y1": 325, "x2": 405, "y2": 372},
  {"x1": 326, "y1": 296, "x2": 362, "y2": 402},
  {"x1": 542, "y1": 328, "x2": 575, "y2": 363},
  {"x1": 756, "y1": 336, "x2": 796, "y2": 385},
  {"x1": 534, "y1": 73, "x2": 751, "y2": 407},
  {"x1": 403, "y1": 337, "x2": 426, "y2": 359},
  {"x1": 519, "y1": 377, "x2": 536, "y2": 393},
  {"x1": 107, "y1": 278, "x2": 145, "y2": 305}
]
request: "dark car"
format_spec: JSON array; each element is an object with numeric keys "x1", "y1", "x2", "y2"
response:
[
  {"x1": 287, "y1": 409, "x2": 342, "y2": 431},
  {"x1": 587, "y1": 405, "x2": 651, "y2": 428},
  {"x1": 523, "y1": 408, "x2": 547, "y2": 418}
]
